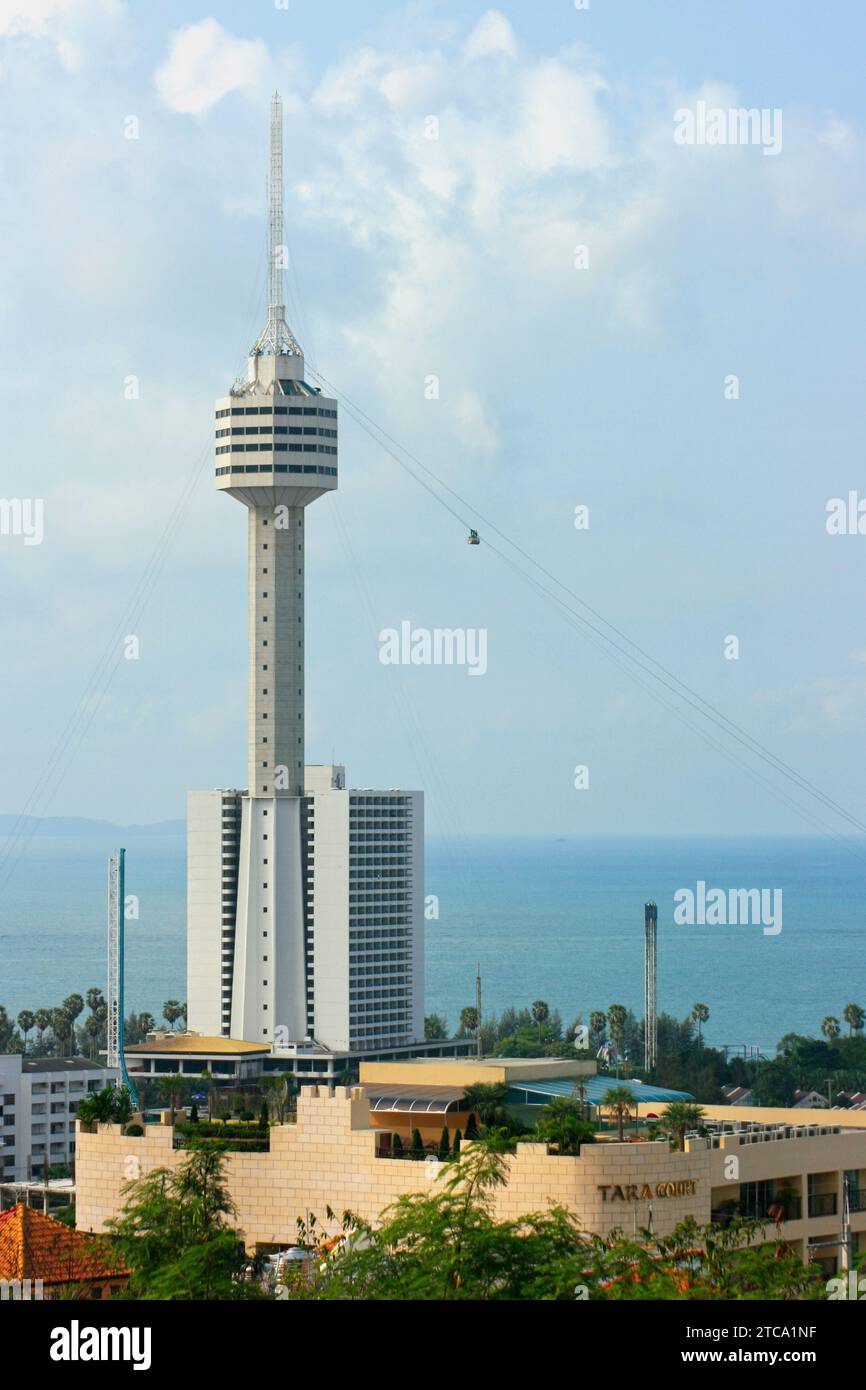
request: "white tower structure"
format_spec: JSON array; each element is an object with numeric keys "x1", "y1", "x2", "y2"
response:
[
  {"x1": 187, "y1": 96, "x2": 424, "y2": 1052},
  {"x1": 214, "y1": 93, "x2": 337, "y2": 1042}
]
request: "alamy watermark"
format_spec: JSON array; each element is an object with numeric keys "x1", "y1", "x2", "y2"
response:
[
  {"x1": 1, "y1": 1278, "x2": 43, "y2": 1300},
  {"x1": 826, "y1": 493, "x2": 866, "y2": 535},
  {"x1": 674, "y1": 101, "x2": 782, "y2": 157},
  {"x1": 379, "y1": 622, "x2": 487, "y2": 676},
  {"x1": 674, "y1": 880, "x2": 782, "y2": 936},
  {"x1": 0, "y1": 498, "x2": 43, "y2": 545}
]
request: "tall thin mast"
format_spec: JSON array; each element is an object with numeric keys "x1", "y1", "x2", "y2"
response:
[{"x1": 253, "y1": 92, "x2": 302, "y2": 358}]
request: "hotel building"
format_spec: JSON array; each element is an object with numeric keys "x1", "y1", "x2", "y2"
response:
[{"x1": 76, "y1": 1059, "x2": 866, "y2": 1275}]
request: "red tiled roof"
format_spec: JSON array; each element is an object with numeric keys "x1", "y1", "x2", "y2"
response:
[{"x1": 0, "y1": 1205, "x2": 128, "y2": 1286}]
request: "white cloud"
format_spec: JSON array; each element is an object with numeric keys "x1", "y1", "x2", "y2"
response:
[
  {"x1": 454, "y1": 390, "x2": 499, "y2": 454},
  {"x1": 0, "y1": 0, "x2": 120, "y2": 70},
  {"x1": 154, "y1": 18, "x2": 268, "y2": 116},
  {"x1": 463, "y1": 10, "x2": 517, "y2": 61},
  {"x1": 312, "y1": 47, "x2": 383, "y2": 111},
  {"x1": 515, "y1": 61, "x2": 609, "y2": 172}
]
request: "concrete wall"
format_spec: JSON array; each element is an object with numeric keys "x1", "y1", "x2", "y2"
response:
[
  {"x1": 311, "y1": 781, "x2": 351, "y2": 1050},
  {"x1": 75, "y1": 1085, "x2": 709, "y2": 1249},
  {"x1": 186, "y1": 790, "x2": 226, "y2": 1037}
]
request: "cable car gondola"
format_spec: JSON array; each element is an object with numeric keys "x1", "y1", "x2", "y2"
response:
[{"x1": 467, "y1": 529, "x2": 480, "y2": 545}]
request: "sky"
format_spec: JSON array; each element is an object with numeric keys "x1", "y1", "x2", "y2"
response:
[{"x1": 2, "y1": 0, "x2": 866, "y2": 838}]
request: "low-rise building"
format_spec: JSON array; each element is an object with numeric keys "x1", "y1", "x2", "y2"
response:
[
  {"x1": 0, "y1": 1203, "x2": 128, "y2": 1299},
  {"x1": 0, "y1": 1057, "x2": 116, "y2": 1184},
  {"x1": 123, "y1": 1032, "x2": 475, "y2": 1091}
]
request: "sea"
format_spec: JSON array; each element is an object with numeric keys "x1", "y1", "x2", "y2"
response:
[{"x1": 0, "y1": 830, "x2": 863, "y2": 1057}]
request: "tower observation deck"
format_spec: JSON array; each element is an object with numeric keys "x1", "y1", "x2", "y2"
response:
[{"x1": 215, "y1": 92, "x2": 337, "y2": 802}]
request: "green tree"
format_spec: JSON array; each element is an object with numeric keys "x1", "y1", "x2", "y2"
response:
[
  {"x1": 50, "y1": 1008, "x2": 70, "y2": 1057},
  {"x1": 602, "y1": 1085, "x2": 634, "y2": 1141},
  {"x1": 16, "y1": 1009, "x2": 34, "y2": 1051},
  {"x1": 156, "y1": 1075, "x2": 187, "y2": 1124},
  {"x1": 163, "y1": 1000, "x2": 184, "y2": 1030},
  {"x1": 461, "y1": 1083, "x2": 508, "y2": 1129},
  {"x1": 199, "y1": 1069, "x2": 215, "y2": 1122},
  {"x1": 459, "y1": 1007, "x2": 480, "y2": 1043},
  {"x1": 607, "y1": 1005, "x2": 628, "y2": 1053},
  {"x1": 107, "y1": 1146, "x2": 261, "y2": 1300},
  {"x1": 62, "y1": 994, "x2": 84, "y2": 1051},
  {"x1": 843, "y1": 1003, "x2": 865, "y2": 1036},
  {"x1": 437, "y1": 1126, "x2": 451, "y2": 1161},
  {"x1": 659, "y1": 1100, "x2": 705, "y2": 1152},
  {"x1": 410, "y1": 1127, "x2": 425, "y2": 1159},
  {"x1": 392, "y1": 1132, "x2": 404, "y2": 1158},
  {"x1": 83, "y1": 1014, "x2": 103, "y2": 1060},
  {"x1": 262, "y1": 1072, "x2": 296, "y2": 1124},
  {"x1": 424, "y1": 1013, "x2": 448, "y2": 1040},
  {"x1": 77, "y1": 1085, "x2": 133, "y2": 1128},
  {"x1": 821, "y1": 1016, "x2": 841, "y2": 1042},
  {"x1": 531, "y1": 1000, "x2": 550, "y2": 1043},
  {"x1": 691, "y1": 1003, "x2": 710, "y2": 1044},
  {"x1": 451, "y1": 1127, "x2": 461, "y2": 1156},
  {"x1": 33, "y1": 1009, "x2": 51, "y2": 1049},
  {"x1": 589, "y1": 1011, "x2": 607, "y2": 1049},
  {"x1": 534, "y1": 1097, "x2": 596, "y2": 1156},
  {"x1": 86, "y1": 987, "x2": 106, "y2": 1015}
]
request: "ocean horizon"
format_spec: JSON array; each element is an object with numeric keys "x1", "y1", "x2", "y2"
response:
[{"x1": 0, "y1": 828, "x2": 863, "y2": 1057}]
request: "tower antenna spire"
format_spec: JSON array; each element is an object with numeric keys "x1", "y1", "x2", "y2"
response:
[{"x1": 253, "y1": 91, "x2": 302, "y2": 358}]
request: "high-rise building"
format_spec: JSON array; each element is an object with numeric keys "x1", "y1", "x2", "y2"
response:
[{"x1": 186, "y1": 96, "x2": 424, "y2": 1052}]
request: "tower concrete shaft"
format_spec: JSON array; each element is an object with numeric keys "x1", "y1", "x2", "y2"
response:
[{"x1": 246, "y1": 503, "x2": 305, "y2": 797}]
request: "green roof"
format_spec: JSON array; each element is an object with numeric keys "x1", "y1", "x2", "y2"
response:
[{"x1": 505, "y1": 1077, "x2": 694, "y2": 1108}]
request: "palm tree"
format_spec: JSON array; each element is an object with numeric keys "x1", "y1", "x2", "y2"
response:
[
  {"x1": 534, "y1": 1097, "x2": 595, "y2": 1156},
  {"x1": 156, "y1": 1076, "x2": 186, "y2": 1124},
  {"x1": 62, "y1": 994, "x2": 84, "y2": 1056},
  {"x1": 602, "y1": 1085, "x2": 634, "y2": 1140},
  {"x1": 17, "y1": 1010, "x2": 34, "y2": 1051},
  {"x1": 589, "y1": 1011, "x2": 607, "y2": 1048},
  {"x1": 843, "y1": 1003, "x2": 865, "y2": 1036},
  {"x1": 199, "y1": 1069, "x2": 215, "y2": 1122},
  {"x1": 659, "y1": 1100, "x2": 705, "y2": 1151},
  {"x1": 821, "y1": 1016, "x2": 841, "y2": 1042},
  {"x1": 83, "y1": 1015, "x2": 102, "y2": 1060},
  {"x1": 262, "y1": 1073, "x2": 296, "y2": 1124},
  {"x1": 34, "y1": 1009, "x2": 51, "y2": 1051},
  {"x1": 461, "y1": 1082, "x2": 509, "y2": 1129},
  {"x1": 607, "y1": 1004, "x2": 627, "y2": 1055},
  {"x1": 531, "y1": 999, "x2": 550, "y2": 1043},
  {"x1": 571, "y1": 1078, "x2": 588, "y2": 1120},
  {"x1": 691, "y1": 1002, "x2": 710, "y2": 1043},
  {"x1": 86, "y1": 987, "x2": 105, "y2": 1016},
  {"x1": 50, "y1": 1008, "x2": 70, "y2": 1057},
  {"x1": 459, "y1": 1006, "x2": 479, "y2": 1037},
  {"x1": 162, "y1": 999, "x2": 184, "y2": 1030}
]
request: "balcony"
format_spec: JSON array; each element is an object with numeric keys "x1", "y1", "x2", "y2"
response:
[
  {"x1": 711, "y1": 1194, "x2": 802, "y2": 1226},
  {"x1": 808, "y1": 1193, "x2": 838, "y2": 1218}
]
